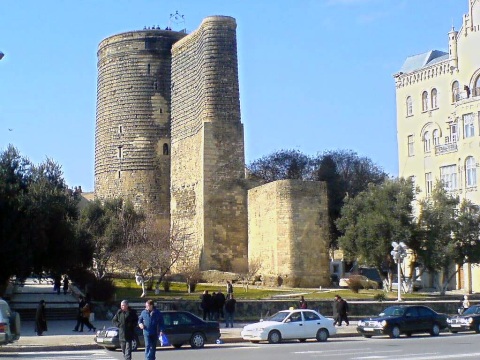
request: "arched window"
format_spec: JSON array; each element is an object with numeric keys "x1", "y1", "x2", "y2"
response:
[
  {"x1": 422, "y1": 91, "x2": 429, "y2": 111},
  {"x1": 406, "y1": 96, "x2": 413, "y2": 116},
  {"x1": 431, "y1": 88, "x2": 438, "y2": 109},
  {"x1": 452, "y1": 81, "x2": 459, "y2": 102},
  {"x1": 163, "y1": 143, "x2": 169, "y2": 155},
  {"x1": 433, "y1": 129, "x2": 440, "y2": 146},
  {"x1": 466, "y1": 156, "x2": 477, "y2": 187},
  {"x1": 475, "y1": 75, "x2": 480, "y2": 97},
  {"x1": 424, "y1": 131, "x2": 431, "y2": 152}
]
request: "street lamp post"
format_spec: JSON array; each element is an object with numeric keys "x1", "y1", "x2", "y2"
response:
[{"x1": 391, "y1": 241, "x2": 408, "y2": 301}]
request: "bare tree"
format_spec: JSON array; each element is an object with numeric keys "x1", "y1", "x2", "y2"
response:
[
  {"x1": 115, "y1": 216, "x2": 189, "y2": 297},
  {"x1": 237, "y1": 257, "x2": 262, "y2": 292}
]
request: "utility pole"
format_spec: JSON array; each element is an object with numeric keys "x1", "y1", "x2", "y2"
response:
[{"x1": 391, "y1": 241, "x2": 408, "y2": 301}]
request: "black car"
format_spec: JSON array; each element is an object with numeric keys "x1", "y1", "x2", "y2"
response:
[
  {"x1": 95, "y1": 310, "x2": 220, "y2": 351},
  {"x1": 447, "y1": 304, "x2": 480, "y2": 333},
  {"x1": 357, "y1": 305, "x2": 448, "y2": 338}
]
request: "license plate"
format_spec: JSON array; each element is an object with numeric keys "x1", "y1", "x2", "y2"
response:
[
  {"x1": 96, "y1": 338, "x2": 104, "y2": 343},
  {"x1": 451, "y1": 324, "x2": 461, "y2": 327},
  {"x1": 363, "y1": 327, "x2": 374, "y2": 331}
]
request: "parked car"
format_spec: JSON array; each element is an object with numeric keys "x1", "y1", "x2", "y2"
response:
[
  {"x1": 447, "y1": 304, "x2": 480, "y2": 333},
  {"x1": 0, "y1": 299, "x2": 21, "y2": 346},
  {"x1": 95, "y1": 310, "x2": 220, "y2": 351},
  {"x1": 241, "y1": 309, "x2": 336, "y2": 344},
  {"x1": 358, "y1": 267, "x2": 383, "y2": 289},
  {"x1": 339, "y1": 275, "x2": 379, "y2": 290},
  {"x1": 357, "y1": 305, "x2": 448, "y2": 338}
]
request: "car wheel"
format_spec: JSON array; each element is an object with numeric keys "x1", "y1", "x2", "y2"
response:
[
  {"x1": 190, "y1": 332, "x2": 206, "y2": 349},
  {"x1": 105, "y1": 347, "x2": 116, "y2": 351},
  {"x1": 132, "y1": 337, "x2": 139, "y2": 351},
  {"x1": 173, "y1": 343, "x2": 183, "y2": 349},
  {"x1": 268, "y1": 330, "x2": 282, "y2": 344},
  {"x1": 390, "y1": 326, "x2": 401, "y2": 338},
  {"x1": 299, "y1": 338, "x2": 307, "y2": 342},
  {"x1": 363, "y1": 335, "x2": 372, "y2": 338},
  {"x1": 430, "y1": 323, "x2": 440, "y2": 336},
  {"x1": 316, "y1": 328, "x2": 329, "y2": 342}
]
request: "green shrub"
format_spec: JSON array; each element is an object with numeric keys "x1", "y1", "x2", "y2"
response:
[
  {"x1": 89, "y1": 278, "x2": 116, "y2": 302},
  {"x1": 373, "y1": 293, "x2": 386, "y2": 302},
  {"x1": 347, "y1": 277, "x2": 362, "y2": 293}
]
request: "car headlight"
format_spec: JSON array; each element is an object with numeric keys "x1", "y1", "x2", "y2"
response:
[
  {"x1": 381, "y1": 320, "x2": 387, "y2": 327},
  {"x1": 468, "y1": 317, "x2": 474, "y2": 324},
  {"x1": 106, "y1": 330, "x2": 119, "y2": 337},
  {"x1": 447, "y1": 318, "x2": 451, "y2": 323}
]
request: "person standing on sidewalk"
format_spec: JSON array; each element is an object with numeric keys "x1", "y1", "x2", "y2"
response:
[
  {"x1": 113, "y1": 300, "x2": 138, "y2": 360},
  {"x1": 299, "y1": 295, "x2": 308, "y2": 309},
  {"x1": 72, "y1": 295, "x2": 86, "y2": 332},
  {"x1": 334, "y1": 295, "x2": 349, "y2": 326},
  {"x1": 138, "y1": 299, "x2": 163, "y2": 360},
  {"x1": 35, "y1": 300, "x2": 47, "y2": 336},
  {"x1": 81, "y1": 301, "x2": 96, "y2": 332},
  {"x1": 225, "y1": 294, "x2": 236, "y2": 328}
]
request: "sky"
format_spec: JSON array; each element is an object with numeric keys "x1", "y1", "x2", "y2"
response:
[{"x1": 0, "y1": 0, "x2": 466, "y2": 192}]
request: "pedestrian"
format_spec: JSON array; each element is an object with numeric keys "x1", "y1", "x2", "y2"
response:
[
  {"x1": 72, "y1": 295, "x2": 86, "y2": 331},
  {"x1": 113, "y1": 300, "x2": 139, "y2": 360},
  {"x1": 226, "y1": 280, "x2": 233, "y2": 297},
  {"x1": 214, "y1": 290, "x2": 226, "y2": 319},
  {"x1": 225, "y1": 294, "x2": 236, "y2": 328},
  {"x1": 81, "y1": 301, "x2": 96, "y2": 332},
  {"x1": 138, "y1": 299, "x2": 163, "y2": 360},
  {"x1": 35, "y1": 300, "x2": 47, "y2": 336},
  {"x1": 462, "y1": 295, "x2": 470, "y2": 312},
  {"x1": 200, "y1": 290, "x2": 212, "y2": 321},
  {"x1": 63, "y1": 275, "x2": 69, "y2": 295},
  {"x1": 299, "y1": 295, "x2": 308, "y2": 309},
  {"x1": 334, "y1": 295, "x2": 349, "y2": 326},
  {"x1": 54, "y1": 275, "x2": 61, "y2": 295}
]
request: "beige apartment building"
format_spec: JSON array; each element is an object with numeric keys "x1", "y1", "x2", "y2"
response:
[{"x1": 395, "y1": 0, "x2": 480, "y2": 292}]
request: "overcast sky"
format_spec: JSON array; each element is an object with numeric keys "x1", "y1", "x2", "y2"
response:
[{"x1": 0, "y1": 0, "x2": 464, "y2": 191}]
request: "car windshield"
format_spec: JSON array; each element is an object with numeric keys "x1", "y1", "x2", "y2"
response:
[
  {"x1": 267, "y1": 312, "x2": 290, "y2": 322},
  {"x1": 463, "y1": 306, "x2": 480, "y2": 315},
  {"x1": 379, "y1": 307, "x2": 405, "y2": 317}
]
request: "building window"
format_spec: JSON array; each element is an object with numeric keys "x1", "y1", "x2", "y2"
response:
[
  {"x1": 118, "y1": 146, "x2": 123, "y2": 159},
  {"x1": 475, "y1": 76, "x2": 480, "y2": 97},
  {"x1": 408, "y1": 135, "x2": 414, "y2": 156},
  {"x1": 163, "y1": 143, "x2": 169, "y2": 155},
  {"x1": 452, "y1": 81, "x2": 460, "y2": 102},
  {"x1": 422, "y1": 91, "x2": 429, "y2": 111},
  {"x1": 147, "y1": 64, "x2": 151, "y2": 75},
  {"x1": 440, "y1": 164, "x2": 457, "y2": 191},
  {"x1": 431, "y1": 88, "x2": 438, "y2": 109},
  {"x1": 423, "y1": 131, "x2": 431, "y2": 153},
  {"x1": 449, "y1": 123, "x2": 458, "y2": 143},
  {"x1": 463, "y1": 113, "x2": 475, "y2": 138},
  {"x1": 425, "y1": 172, "x2": 433, "y2": 195},
  {"x1": 406, "y1": 96, "x2": 413, "y2": 116},
  {"x1": 433, "y1": 129, "x2": 440, "y2": 146},
  {"x1": 409, "y1": 175, "x2": 416, "y2": 191},
  {"x1": 466, "y1": 156, "x2": 477, "y2": 187}
]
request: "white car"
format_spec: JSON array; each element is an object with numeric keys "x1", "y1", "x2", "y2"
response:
[
  {"x1": 0, "y1": 299, "x2": 21, "y2": 346},
  {"x1": 241, "y1": 309, "x2": 336, "y2": 344}
]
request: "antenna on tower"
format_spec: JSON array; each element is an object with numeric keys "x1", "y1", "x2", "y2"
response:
[{"x1": 169, "y1": 10, "x2": 186, "y2": 33}]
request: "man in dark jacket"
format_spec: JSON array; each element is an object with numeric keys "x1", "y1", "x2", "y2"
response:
[
  {"x1": 334, "y1": 295, "x2": 349, "y2": 326},
  {"x1": 113, "y1": 300, "x2": 138, "y2": 360},
  {"x1": 35, "y1": 300, "x2": 47, "y2": 336}
]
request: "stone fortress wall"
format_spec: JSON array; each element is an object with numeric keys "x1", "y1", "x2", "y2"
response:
[
  {"x1": 95, "y1": 29, "x2": 186, "y2": 221},
  {"x1": 94, "y1": 16, "x2": 330, "y2": 285},
  {"x1": 170, "y1": 16, "x2": 248, "y2": 272}
]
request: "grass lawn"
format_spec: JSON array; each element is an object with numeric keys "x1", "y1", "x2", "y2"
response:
[{"x1": 113, "y1": 279, "x2": 428, "y2": 302}]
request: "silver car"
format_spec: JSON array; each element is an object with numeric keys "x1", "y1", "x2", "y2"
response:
[{"x1": 0, "y1": 299, "x2": 21, "y2": 346}]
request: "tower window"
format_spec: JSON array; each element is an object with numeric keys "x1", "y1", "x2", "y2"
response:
[
  {"x1": 163, "y1": 143, "x2": 169, "y2": 155},
  {"x1": 422, "y1": 91, "x2": 429, "y2": 111},
  {"x1": 118, "y1": 171, "x2": 121, "y2": 179},
  {"x1": 118, "y1": 125, "x2": 123, "y2": 134},
  {"x1": 147, "y1": 64, "x2": 151, "y2": 75},
  {"x1": 431, "y1": 88, "x2": 438, "y2": 109},
  {"x1": 118, "y1": 146, "x2": 123, "y2": 159},
  {"x1": 406, "y1": 96, "x2": 413, "y2": 116}
]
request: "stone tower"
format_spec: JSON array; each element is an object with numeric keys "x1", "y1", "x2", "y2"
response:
[
  {"x1": 95, "y1": 29, "x2": 186, "y2": 221},
  {"x1": 170, "y1": 16, "x2": 248, "y2": 272}
]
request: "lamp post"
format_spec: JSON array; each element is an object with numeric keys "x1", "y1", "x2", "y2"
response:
[{"x1": 391, "y1": 241, "x2": 407, "y2": 301}]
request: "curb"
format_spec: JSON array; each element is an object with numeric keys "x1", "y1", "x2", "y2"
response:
[{"x1": 2, "y1": 332, "x2": 361, "y2": 352}]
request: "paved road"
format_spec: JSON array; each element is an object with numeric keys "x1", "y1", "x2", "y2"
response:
[{"x1": 0, "y1": 349, "x2": 116, "y2": 360}]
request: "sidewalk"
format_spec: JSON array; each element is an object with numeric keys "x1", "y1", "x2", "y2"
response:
[{"x1": 0, "y1": 320, "x2": 359, "y2": 352}]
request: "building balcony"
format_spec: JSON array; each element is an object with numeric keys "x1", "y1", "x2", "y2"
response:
[{"x1": 435, "y1": 142, "x2": 458, "y2": 155}]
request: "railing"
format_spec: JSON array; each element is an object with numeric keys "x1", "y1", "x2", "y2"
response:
[{"x1": 435, "y1": 142, "x2": 458, "y2": 155}]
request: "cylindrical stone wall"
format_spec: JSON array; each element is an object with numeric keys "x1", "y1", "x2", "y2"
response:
[{"x1": 95, "y1": 29, "x2": 186, "y2": 217}]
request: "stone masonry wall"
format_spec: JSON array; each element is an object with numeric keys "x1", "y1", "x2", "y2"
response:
[
  {"x1": 171, "y1": 16, "x2": 248, "y2": 272},
  {"x1": 248, "y1": 180, "x2": 331, "y2": 288},
  {"x1": 95, "y1": 30, "x2": 185, "y2": 217}
]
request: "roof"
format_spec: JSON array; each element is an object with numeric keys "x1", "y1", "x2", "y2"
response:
[{"x1": 399, "y1": 50, "x2": 449, "y2": 74}]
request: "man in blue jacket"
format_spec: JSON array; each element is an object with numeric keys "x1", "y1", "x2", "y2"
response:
[{"x1": 138, "y1": 299, "x2": 163, "y2": 360}]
